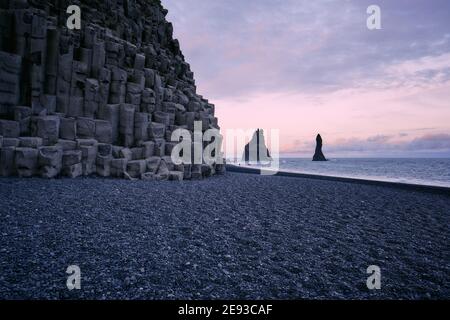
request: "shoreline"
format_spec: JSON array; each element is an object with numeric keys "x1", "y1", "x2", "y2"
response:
[{"x1": 226, "y1": 164, "x2": 450, "y2": 196}]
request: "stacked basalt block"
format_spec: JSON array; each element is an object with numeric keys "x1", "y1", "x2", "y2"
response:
[{"x1": 0, "y1": 0, "x2": 225, "y2": 180}]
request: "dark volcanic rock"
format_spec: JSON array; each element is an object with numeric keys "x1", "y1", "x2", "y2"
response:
[
  {"x1": 1, "y1": 174, "x2": 450, "y2": 299},
  {"x1": 0, "y1": 0, "x2": 222, "y2": 180},
  {"x1": 313, "y1": 134, "x2": 327, "y2": 161},
  {"x1": 242, "y1": 129, "x2": 271, "y2": 163}
]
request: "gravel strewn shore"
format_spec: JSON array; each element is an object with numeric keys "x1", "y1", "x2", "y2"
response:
[{"x1": 0, "y1": 172, "x2": 449, "y2": 299}]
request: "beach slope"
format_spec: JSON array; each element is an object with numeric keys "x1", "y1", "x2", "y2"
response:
[{"x1": 0, "y1": 172, "x2": 449, "y2": 299}]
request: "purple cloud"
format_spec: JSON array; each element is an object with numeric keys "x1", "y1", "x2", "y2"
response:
[
  {"x1": 163, "y1": 0, "x2": 450, "y2": 99},
  {"x1": 162, "y1": 0, "x2": 450, "y2": 158}
]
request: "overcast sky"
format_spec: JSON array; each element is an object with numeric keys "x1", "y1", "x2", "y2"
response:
[{"x1": 162, "y1": 0, "x2": 450, "y2": 157}]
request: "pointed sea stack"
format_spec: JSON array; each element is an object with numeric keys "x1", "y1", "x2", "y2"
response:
[
  {"x1": 243, "y1": 129, "x2": 272, "y2": 163},
  {"x1": 312, "y1": 134, "x2": 327, "y2": 161}
]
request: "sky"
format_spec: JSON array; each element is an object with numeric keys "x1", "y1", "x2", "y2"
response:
[{"x1": 162, "y1": 0, "x2": 450, "y2": 157}]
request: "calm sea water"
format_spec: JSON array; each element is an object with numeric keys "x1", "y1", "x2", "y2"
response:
[{"x1": 232, "y1": 158, "x2": 450, "y2": 187}]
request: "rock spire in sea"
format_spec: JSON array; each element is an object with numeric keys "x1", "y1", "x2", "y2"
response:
[
  {"x1": 242, "y1": 129, "x2": 272, "y2": 164},
  {"x1": 312, "y1": 134, "x2": 327, "y2": 161}
]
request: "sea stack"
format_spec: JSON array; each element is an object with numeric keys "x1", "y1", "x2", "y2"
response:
[
  {"x1": 312, "y1": 134, "x2": 327, "y2": 161},
  {"x1": 243, "y1": 129, "x2": 272, "y2": 163}
]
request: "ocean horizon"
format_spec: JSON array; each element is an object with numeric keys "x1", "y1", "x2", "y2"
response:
[{"x1": 229, "y1": 157, "x2": 450, "y2": 188}]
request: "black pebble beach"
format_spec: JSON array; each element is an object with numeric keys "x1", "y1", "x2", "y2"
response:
[{"x1": 0, "y1": 172, "x2": 449, "y2": 299}]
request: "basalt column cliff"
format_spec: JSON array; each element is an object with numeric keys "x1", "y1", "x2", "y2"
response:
[
  {"x1": 0, "y1": 0, "x2": 224, "y2": 180},
  {"x1": 312, "y1": 134, "x2": 327, "y2": 161}
]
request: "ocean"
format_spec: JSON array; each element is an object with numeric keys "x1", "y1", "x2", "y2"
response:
[{"x1": 231, "y1": 158, "x2": 450, "y2": 188}]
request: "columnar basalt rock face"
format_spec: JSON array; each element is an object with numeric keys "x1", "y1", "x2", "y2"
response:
[
  {"x1": 312, "y1": 134, "x2": 327, "y2": 161},
  {"x1": 0, "y1": 0, "x2": 224, "y2": 180},
  {"x1": 242, "y1": 129, "x2": 272, "y2": 164}
]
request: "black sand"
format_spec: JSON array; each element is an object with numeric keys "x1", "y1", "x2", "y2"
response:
[{"x1": 0, "y1": 172, "x2": 449, "y2": 299}]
